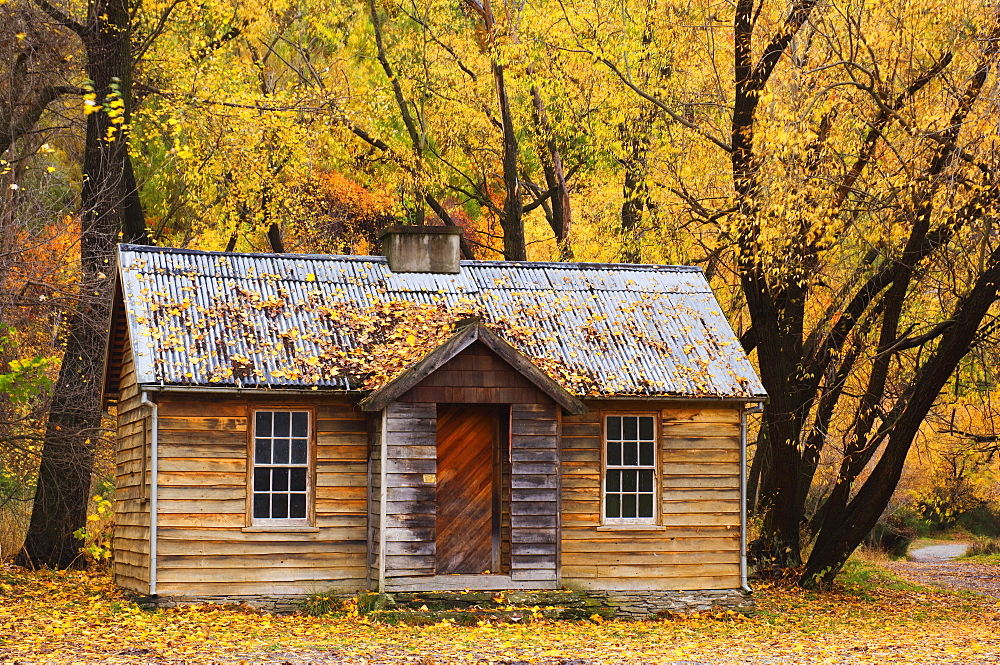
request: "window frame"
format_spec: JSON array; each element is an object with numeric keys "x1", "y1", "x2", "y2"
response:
[
  {"x1": 247, "y1": 406, "x2": 315, "y2": 528},
  {"x1": 601, "y1": 412, "x2": 659, "y2": 526}
]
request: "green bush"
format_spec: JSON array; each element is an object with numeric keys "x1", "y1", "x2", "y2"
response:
[
  {"x1": 302, "y1": 592, "x2": 352, "y2": 616},
  {"x1": 966, "y1": 537, "x2": 1000, "y2": 557},
  {"x1": 955, "y1": 505, "x2": 1000, "y2": 537},
  {"x1": 863, "y1": 520, "x2": 913, "y2": 559}
]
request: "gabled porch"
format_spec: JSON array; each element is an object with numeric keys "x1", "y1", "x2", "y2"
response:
[{"x1": 360, "y1": 321, "x2": 586, "y2": 592}]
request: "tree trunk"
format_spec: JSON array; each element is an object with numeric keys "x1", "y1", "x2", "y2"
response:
[
  {"x1": 530, "y1": 85, "x2": 572, "y2": 260},
  {"x1": 18, "y1": 0, "x2": 148, "y2": 569},
  {"x1": 267, "y1": 223, "x2": 285, "y2": 253},
  {"x1": 730, "y1": 0, "x2": 820, "y2": 570},
  {"x1": 619, "y1": 111, "x2": 652, "y2": 264},
  {"x1": 803, "y1": 245, "x2": 1000, "y2": 586},
  {"x1": 492, "y1": 61, "x2": 525, "y2": 260}
]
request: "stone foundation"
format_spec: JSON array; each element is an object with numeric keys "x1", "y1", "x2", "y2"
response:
[
  {"x1": 134, "y1": 587, "x2": 754, "y2": 620},
  {"x1": 583, "y1": 588, "x2": 754, "y2": 618},
  {"x1": 135, "y1": 594, "x2": 305, "y2": 613}
]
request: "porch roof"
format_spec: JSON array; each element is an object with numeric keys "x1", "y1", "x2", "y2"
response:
[{"x1": 358, "y1": 320, "x2": 588, "y2": 414}]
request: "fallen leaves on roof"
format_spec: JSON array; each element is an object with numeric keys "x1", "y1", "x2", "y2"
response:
[{"x1": 120, "y1": 250, "x2": 765, "y2": 398}]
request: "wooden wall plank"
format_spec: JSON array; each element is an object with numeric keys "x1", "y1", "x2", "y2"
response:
[
  {"x1": 131, "y1": 392, "x2": 371, "y2": 596},
  {"x1": 559, "y1": 400, "x2": 745, "y2": 592},
  {"x1": 381, "y1": 401, "x2": 436, "y2": 580},
  {"x1": 113, "y1": 339, "x2": 151, "y2": 594},
  {"x1": 154, "y1": 580, "x2": 363, "y2": 595}
]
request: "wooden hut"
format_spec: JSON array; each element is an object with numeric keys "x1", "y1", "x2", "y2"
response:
[{"x1": 103, "y1": 226, "x2": 765, "y2": 615}]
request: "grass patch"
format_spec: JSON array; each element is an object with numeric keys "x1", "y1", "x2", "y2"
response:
[
  {"x1": 962, "y1": 553, "x2": 1000, "y2": 565},
  {"x1": 965, "y1": 537, "x2": 1000, "y2": 556},
  {"x1": 301, "y1": 591, "x2": 354, "y2": 617},
  {"x1": 835, "y1": 557, "x2": 929, "y2": 600}
]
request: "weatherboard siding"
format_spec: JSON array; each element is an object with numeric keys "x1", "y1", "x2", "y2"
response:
[
  {"x1": 560, "y1": 401, "x2": 743, "y2": 591},
  {"x1": 151, "y1": 394, "x2": 370, "y2": 597},
  {"x1": 113, "y1": 339, "x2": 150, "y2": 593}
]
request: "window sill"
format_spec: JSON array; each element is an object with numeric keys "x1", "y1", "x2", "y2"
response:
[
  {"x1": 242, "y1": 526, "x2": 319, "y2": 533},
  {"x1": 596, "y1": 524, "x2": 666, "y2": 532}
]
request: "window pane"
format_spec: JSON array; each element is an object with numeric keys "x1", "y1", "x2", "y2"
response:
[
  {"x1": 639, "y1": 416, "x2": 654, "y2": 440},
  {"x1": 273, "y1": 411, "x2": 291, "y2": 436},
  {"x1": 290, "y1": 493, "x2": 307, "y2": 518},
  {"x1": 251, "y1": 410, "x2": 311, "y2": 523},
  {"x1": 607, "y1": 416, "x2": 621, "y2": 441},
  {"x1": 638, "y1": 494, "x2": 653, "y2": 518},
  {"x1": 271, "y1": 494, "x2": 288, "y2": 519},
  {"x1": 273, "y1": 438, "x2": 290, "y2": 464},
  {"x1": 623, "y1": 416, "x2": 638, "y2": 440},
  {"x1": 606, "y1": 470, "x2": 620, "y2": 492},
  {"x1": 273, "y1": 468, "x2": 288, "y2": 491},
  {"x1": 604, "y1": 413, "x2": 656, "y2": 522},
  {"x1": 607, "y1": 441, "x2": 621, "y2": 466},
  {"x1": 639, "y1": 469, "x2": 654, "y2": 492},
  {"x1": 254, "y1": 468, "x2": 270, "y2": 491},
  {"x1": 640, "y1": 441, "x2": 654, "y2": 467},
  {"x1": 291, "y1": 439, "x2": 308, "y2": 465},
  {"x1": 606, "y1": 493, "x2": 620, "y2": 518},
  {"x1": 622, "y1": 494, "x2": 637, "y2": 518},
  {"x1": 253, "y1": 493, "x2": 269, "y2": 519},
  {"x1": 254, "y1": 439, "x2": 271, "y2": 464},
  {"x1": 292, "y1": 412, "x2": 308, "y2": 437},
  {"x1": 255, "y1": 411, "x2": 272, "y2": 436},
  {"x1": 623, "y1": 441, "x2": 638, "y2": 466},
  {"x1": 623, "y1": 470, "x2": 637, "y2": 493}
]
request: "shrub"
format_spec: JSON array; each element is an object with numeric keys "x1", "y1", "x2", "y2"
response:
[
  {"x1": 302, "y1": 592, "x2": 355, "y2": 616},
  {"x1": 966, "y1": 537, "x2": 1000, "y2": 557},
  {"x1": 863, "y1": 520, "x2": 913, "y2": 559},
  {"x1": 956, "y1": 505, "x2": 1000, "y2": 537}
]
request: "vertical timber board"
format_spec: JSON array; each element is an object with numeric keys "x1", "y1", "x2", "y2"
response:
[
  {"x1": 383, "y1": 401, "x2": 437, "y2": 578},
  {"x1": 509, "y1": 402, "x2": 559, "y2": 582},
  {"x1": 114, "y1": 337, "x2": 151, "y2": 593},
  {"x1": 558, "y1": 400, "x2": 743, "y2": 591},
  {"x1": 367, "y1": 418, "x2": 381, "y2": 588}
]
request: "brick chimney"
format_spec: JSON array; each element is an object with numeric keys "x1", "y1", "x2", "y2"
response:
[{"x1": 379, "y1": 225, "x2": 463, "y2": 274}]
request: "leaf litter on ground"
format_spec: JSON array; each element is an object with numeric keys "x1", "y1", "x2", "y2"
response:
[{"x1": 2, "y1": 560, "x2": 1000, "y2": 664}]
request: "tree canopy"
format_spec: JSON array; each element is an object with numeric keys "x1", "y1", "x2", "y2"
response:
[{"x1": 3, "y1": 0, "x2": 1000, "y2": 584}]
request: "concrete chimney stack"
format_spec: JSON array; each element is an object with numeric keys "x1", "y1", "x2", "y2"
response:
[{"x1": 379, "y1": 225, "x2": 463, "y2": 274}]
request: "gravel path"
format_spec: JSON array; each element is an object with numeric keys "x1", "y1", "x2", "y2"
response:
[
  {"x1": 908, "y1": 543, "x2": 969, "y2": 561},
  {"x1": 884, "y1": 542, "x2": 1000, "y2": 598}
]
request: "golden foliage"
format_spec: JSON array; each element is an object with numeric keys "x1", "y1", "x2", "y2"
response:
[{"x1": 286, "y1": 171, "x2": 394, "y2": 256}]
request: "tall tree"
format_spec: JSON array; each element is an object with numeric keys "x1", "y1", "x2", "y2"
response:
[
  {"x1": 17, "y1": 0, "x2": 150, "y2": 568},
  {"x1": 562, "y1": 0, "x2": 1000, "y2": 583}
]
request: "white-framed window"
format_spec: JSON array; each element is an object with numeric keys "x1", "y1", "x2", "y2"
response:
[
  {"x1": 604, "y1": 414, "x2": 657, "y2": 523},
  {"x1": 251, "y1": 410, "x2": 311, "y2": 524}
]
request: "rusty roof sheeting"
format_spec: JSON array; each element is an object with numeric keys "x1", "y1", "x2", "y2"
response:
[{"x1": 116, "y1": 245, "x2": 765, "y2": 399}]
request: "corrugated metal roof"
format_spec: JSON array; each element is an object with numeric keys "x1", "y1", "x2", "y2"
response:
[{"x1": 116, "y1": 244, "x2": 765, "y2": 399}]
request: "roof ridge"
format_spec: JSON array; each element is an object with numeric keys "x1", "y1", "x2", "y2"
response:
[{"x1": 117, "y1": 244, "x2": 703, "y2": 273}]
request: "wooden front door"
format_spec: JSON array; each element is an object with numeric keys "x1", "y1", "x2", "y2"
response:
[{"x1": 436, "y1": 405, "x2": 501, "y2": 574}]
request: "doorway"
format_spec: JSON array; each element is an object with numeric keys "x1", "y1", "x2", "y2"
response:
[{"x1": 435, "y1": 404, "x2": 509, "y2": 575}]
